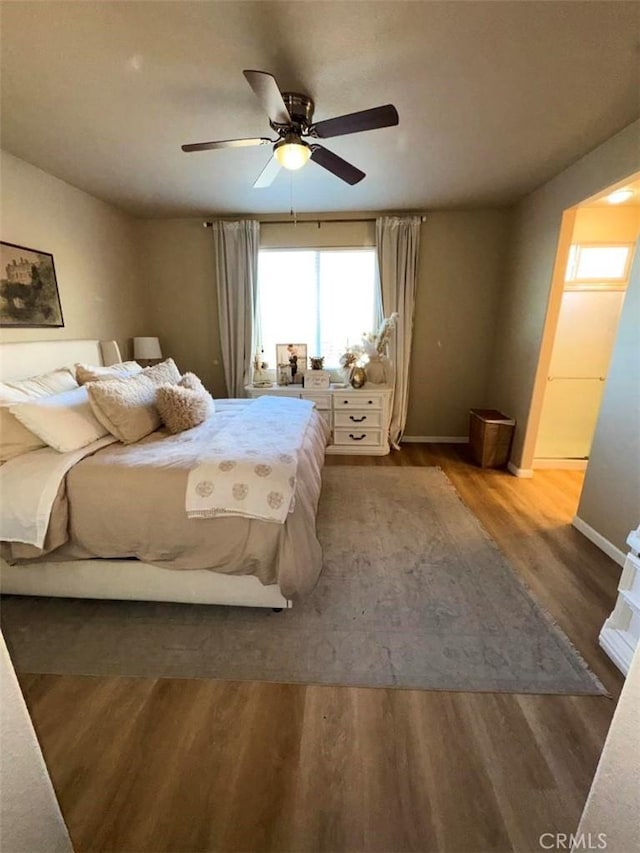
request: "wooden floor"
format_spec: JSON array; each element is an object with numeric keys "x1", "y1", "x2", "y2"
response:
[{"x1": 17, "y1": 445, "x2": 624, "y2": 853}]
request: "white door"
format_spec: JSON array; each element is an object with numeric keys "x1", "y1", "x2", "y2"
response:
[{"x1": 535, "y1": 290, "x2": 625, "y2": 459}]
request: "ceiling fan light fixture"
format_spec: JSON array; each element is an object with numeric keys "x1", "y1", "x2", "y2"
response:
[{"x1": 274, "y1": 136, "x2": 311, "y2": 170}]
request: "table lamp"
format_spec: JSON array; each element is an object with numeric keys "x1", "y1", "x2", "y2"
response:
[{"x1": 133, "y1": 336, "x2": 163, "y2": 367}]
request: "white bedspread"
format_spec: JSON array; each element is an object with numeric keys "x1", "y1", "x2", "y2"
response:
[
  {"x1": 0, "y1": 436, "x2": 117, "y2": 547},
  {"x1": 186, "y1": 396, "x2": 316, "y2": 524}
]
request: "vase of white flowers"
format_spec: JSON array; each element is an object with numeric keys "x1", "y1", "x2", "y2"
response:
[
  {"x1": 361, "y1": 312, "x2": 399, "y2": 384},
  {"x1": 338, "y1": 344, "x2": 364, "y2": 385}
]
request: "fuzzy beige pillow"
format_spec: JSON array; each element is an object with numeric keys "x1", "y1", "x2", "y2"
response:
[
  {"x1": 156, "y1": 383, "x2": 213, "y2": 434},
  {"x1": 178, "y1": 372, "x2": 215, "y2": 419},
  {"x1": 179, "y1": 371, "x2": 214, "y2": 401},
  {"x1": 86, "y1": 358, "x2": 183, "y2": 444},
  {"x1": 143, "y1": 358, "x2": 181, "y2": 385},
  {"x1": 86, "y1": 373, "x2": 161, "y2": 444}
]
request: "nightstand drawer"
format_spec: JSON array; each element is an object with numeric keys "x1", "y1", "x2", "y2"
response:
[
  {"x1": 333, "y1": 394, "x2": 383, "y2": 410},
  {"x1": 334, "y1": 410, "x2": 382, "y2": 428},
  {"x1": 333, "y1": 428, "x2": 383, "y2": 447},
  {"x1": 304, "y1": 392, "x2": 331, "y2": 410}
]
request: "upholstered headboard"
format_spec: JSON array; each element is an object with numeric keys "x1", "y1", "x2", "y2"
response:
[{"x1": 0, "y1": 339, "x2": 122, "y2": 382}]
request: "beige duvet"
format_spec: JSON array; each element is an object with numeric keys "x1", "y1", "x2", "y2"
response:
[{"x1": 4, "y1": 404, "x2": 329, "y2": 599}]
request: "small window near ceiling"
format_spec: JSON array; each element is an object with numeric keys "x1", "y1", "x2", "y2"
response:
[
  {"x1": 257, "y1": 248, "x2": 377, "y2": 369},
  {"x1": 565, "y1": 244, "x2": 633, "y2": 285}
]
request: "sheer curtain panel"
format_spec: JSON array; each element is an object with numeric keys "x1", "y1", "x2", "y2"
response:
[
  {"x1": 212, "y1": 220, "x2": 260, "y2": 397},
  {"x1": 376, "y1": 216, "x2": 421, "y2": 448}
]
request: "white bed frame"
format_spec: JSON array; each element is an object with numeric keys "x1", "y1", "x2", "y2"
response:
[{"x1": 0, "y1": 339, "x2": 290, "y2": 609}]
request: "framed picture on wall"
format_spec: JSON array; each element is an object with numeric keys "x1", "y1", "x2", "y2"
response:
[
  {"x1": 0, "y1": 241, "x2": 64, "y2": 328},
  {"x1": 276, "y1": 343, "x2": 307, "y2": 384}
]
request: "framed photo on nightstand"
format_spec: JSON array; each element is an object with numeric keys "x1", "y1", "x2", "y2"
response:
[{"x1": 276, "y1": 343, "x2": 307, "y2": 384}]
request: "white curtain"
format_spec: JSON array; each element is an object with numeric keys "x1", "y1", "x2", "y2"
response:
[
  {"x1": 211, "y1": 220, "x2": 260, "y2": 398},
  {"x1": 376, "y1": 216, "x2": 422, "y2": 448}
]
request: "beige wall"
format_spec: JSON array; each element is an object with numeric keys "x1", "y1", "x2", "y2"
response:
[
  {"x1": 0, "y1": 150, "x2": 145, "y2": 358},
  {"x1": 488, "y1": 119, "x2": 640, "y2": 469},
  {"x1": 136, "y1": 218, "x2": 227, "y2": 394},
  {"x1": 405, "y1": 211, "x2": 511, "y2": 437},
  {"x1": 575, "y1": 239, "x2": 640, "y2": 552},
  {"x1": 260, "y1": 218, "x2": 375, "y2": 249},
  {"x1": 139, "y1": 211, "x2": 511, "y2": 436}
]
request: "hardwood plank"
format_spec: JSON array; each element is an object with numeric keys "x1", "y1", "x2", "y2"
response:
[{"x1": 16, "y1": 444, "x2": 624, "y2": 852}]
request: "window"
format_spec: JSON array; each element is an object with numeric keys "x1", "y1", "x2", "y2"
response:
[
  {"x1": 257, "y1": 248, "x2": 378, "y2": 369},
  {"x1": 565, "y1": 244, "x2": 633, "y2": 285}
]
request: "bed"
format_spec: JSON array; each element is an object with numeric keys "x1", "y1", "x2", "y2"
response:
[{"x1": 0, "y1": 339, "x2": 328, "y2": 608}]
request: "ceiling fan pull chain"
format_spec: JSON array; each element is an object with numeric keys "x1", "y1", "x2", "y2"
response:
[{"x1": 289, "y1": 172, "x2": 297, "y2": 226}]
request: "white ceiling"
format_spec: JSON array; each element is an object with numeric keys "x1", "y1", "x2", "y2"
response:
[{"x1": 1, "y1": 1, "x2": 639, "y2": 218}]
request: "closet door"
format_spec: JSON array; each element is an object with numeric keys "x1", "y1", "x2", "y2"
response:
[{"x1": 535, "y1": 290, "x2": 625, "y2": 459}]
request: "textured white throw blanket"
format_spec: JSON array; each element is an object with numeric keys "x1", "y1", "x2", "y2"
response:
[{"x1": 186, "y1": 396, "x2": 316, "y2": 523}]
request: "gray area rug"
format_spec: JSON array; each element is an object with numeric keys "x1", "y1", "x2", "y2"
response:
[{"x1": 1, "y1": 467, "x2": 605, "y2": 694}]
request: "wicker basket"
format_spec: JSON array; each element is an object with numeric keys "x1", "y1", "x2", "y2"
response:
[{"x1": 469, "y1": 409, "x2": 515, "y2": 468}]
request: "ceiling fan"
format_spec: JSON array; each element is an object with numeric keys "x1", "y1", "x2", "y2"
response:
[{"x1": 181, "y1": 70, "x2": 399, "y2": 188}]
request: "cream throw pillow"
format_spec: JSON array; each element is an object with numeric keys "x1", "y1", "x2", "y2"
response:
[
  {"x1": 0, "y1": 368, "x2": 79, "y2": 463},
  {"x1": 156, "y1": 383, "x2": 213, "y2": 434},
  {"x1": 179, "y1": 371, "x2": 213, "y2": 400},
  {"x1": 86, "y1": 359, "x2": 181, "y2": 444},
  {"x1": 75, "y1": 361, "x2": 142, "y2": 385},
  {"x1": 143, "y1": 358, "x2": 181, "y2": 385},
  {"x1": 10, "y1": 386, "x2": 109, "y2": 453}
]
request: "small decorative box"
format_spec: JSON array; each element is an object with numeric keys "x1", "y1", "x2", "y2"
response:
[{"x1": 305, "y1": 370, "x2": 331, "y2": 389}]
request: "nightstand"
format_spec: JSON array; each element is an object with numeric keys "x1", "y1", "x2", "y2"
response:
[{"x1": 244, "y1": 383, "x2": 392, "y2": 456}]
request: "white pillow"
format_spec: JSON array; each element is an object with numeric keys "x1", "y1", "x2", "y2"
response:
[
  {"x1": 0, "y1": 367, "x2": 78, "y2": 400},
  {"x1": 10, "y1": 386, "x2": 109, "y2": 453},
  {"x1": 0, "y1": 368, "x2": 79, "y2": 462},
  {"x1": 75, "y1": 361, "x2": 142, "y2": 385}
]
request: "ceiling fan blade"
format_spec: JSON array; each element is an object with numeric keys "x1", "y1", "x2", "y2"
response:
[
  {"x1": 253, "y1": 154, "x2": 282, "y2": 189},
  {"x1": 182, "y1": 137, "x2": 271, "y2": 152},
  {"x1": 309, "y1": 145, "x2": 365, "y2": 185},
  {"x1": 310, "y1": 104, "x2": 399, "y2": 139},
  {"x1": 243, "y1": 70, "x2": 291, "y2": 125}
]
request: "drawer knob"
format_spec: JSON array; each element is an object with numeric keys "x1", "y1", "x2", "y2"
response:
[
  {"x1": 349, "y1": 433, "x2": 367, "y2": 441},
  {"x1": 367, "y1": 400, "x2": 373, "y2": 405},
  {"x1": 349, "y1": 415, "x2": 366, "y2": 422}
]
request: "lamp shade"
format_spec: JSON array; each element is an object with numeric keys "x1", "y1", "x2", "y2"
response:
[{"x1": 133, "y1": 336, "x2": 162, "y2": 360}]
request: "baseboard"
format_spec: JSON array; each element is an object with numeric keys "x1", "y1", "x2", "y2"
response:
[
  {"x1": 401, "y1": 436, "x2": 468, "y2": 444},
  {"x1": 507, "y1": 462, "x2": 533, "y2": 478},
  {"x1": 533, "y1": 458, "x2": 588, "y2": 471},
  {"x1": 572, "y1": 516, "x2": 626, "y2": 567}
]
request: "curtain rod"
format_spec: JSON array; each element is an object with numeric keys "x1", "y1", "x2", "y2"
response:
[{"x1": 203, "y1": 215, "x2": 427, "y2": 228}]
